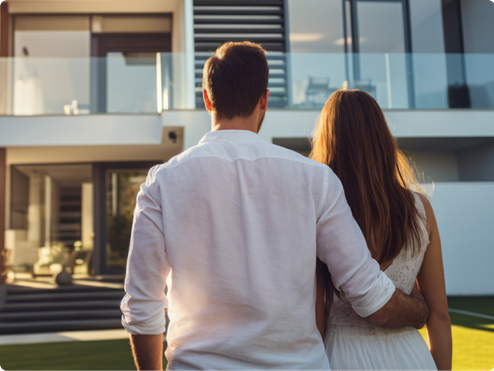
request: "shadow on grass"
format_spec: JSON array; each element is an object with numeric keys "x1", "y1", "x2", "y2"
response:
[
  {"x1": 0, "y1": 339, "x2": 168, "y2": 370},
  {"x1": 448, "y1": 296, "x2": 494, "y2": 334}
]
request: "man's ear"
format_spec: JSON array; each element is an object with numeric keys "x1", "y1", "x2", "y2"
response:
[
  {"x1": 203, "y1": 90, "x2": 213, "y2": 112},
  {"x1": 259, "y1": 89, "x2": 270, "y2": 111}
]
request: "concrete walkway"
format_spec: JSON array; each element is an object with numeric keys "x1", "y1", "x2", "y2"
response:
[{"x1": 0, "y1": 329, "x2": 129, "y2": 346}]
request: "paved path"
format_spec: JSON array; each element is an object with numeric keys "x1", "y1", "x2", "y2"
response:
[{"x1": 0, "y1": 329, "x2": 128, "y2": 346}]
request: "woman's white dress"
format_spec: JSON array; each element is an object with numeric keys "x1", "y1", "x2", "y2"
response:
[{"x1": 324, "y1": 194, "x2": 438, "y2": 370}]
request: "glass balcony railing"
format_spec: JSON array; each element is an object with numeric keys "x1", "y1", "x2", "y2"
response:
[
  {"x1": 279, "y1": 53, "x2": 494, "y2": 110},
  {"x1": 0, "y1": 54, "x2": 191, "y2": 116},
  {"x1": 0, "y1": 53, "x2": 493, "y2": 116}
]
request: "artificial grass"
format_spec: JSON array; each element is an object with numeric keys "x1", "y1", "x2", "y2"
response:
[
  {"x1": 0, "y1": 297, "x2": 492, "y2": 370},
  {"x1": 0, "y1": 339, "x2": 168, "y2": 370},
  {"x1": 418, "y1": 296, "x2": 494, "y2": 371}
]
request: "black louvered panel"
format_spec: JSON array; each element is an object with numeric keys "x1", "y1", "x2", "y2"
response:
[{"x1": 193, "y1": 0, "x2": 289, "y2": 108}]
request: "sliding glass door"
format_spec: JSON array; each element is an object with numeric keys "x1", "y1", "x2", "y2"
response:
[{"x1": 92, "y1": 161, "x2": 159, "y2": 275}]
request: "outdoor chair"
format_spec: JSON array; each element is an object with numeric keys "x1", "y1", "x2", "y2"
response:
[{"x1": 305, "y1": 77, "x2": 332, "y2": 107}]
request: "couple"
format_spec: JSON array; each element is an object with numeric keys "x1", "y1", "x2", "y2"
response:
[{"x1": 121, "y1": 42, "x2": 452, "y2": 370}]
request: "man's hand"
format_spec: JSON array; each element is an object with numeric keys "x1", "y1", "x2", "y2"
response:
[
  {"x1": 129, "y1": 333, "x2": 164, "y2": 370},
  {"x1": 409, "y1": 282, "x2": 429, "y2": 329},
  {"x1": 364, "y1": 286, "x2": 429, "y2": 329}
]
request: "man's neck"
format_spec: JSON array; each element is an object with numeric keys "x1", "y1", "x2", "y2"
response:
[{"x1": 210, "y1": 112, "x2": 259, "y2": 133}]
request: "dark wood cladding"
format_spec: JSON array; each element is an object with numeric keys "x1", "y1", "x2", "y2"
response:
[
  {"x1": 91, "y1": 33, "x2": 172, "y2": 56},
  {"x1": 0, "y1": 2, "x2": 9, "y2": 57}
]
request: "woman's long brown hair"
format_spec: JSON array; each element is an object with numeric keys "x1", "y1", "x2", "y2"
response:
[{"x1": 311, "y1": 89, "x2": 425, "y2": 324}]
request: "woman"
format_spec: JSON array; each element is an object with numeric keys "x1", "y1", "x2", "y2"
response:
[{"x1": 311, "y1": 89, "x2": 452, "y2": 370}]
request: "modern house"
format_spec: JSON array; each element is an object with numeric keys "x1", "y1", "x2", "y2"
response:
[{"x1": 0, "y1": 0, "x2": 493, "y2": 297}]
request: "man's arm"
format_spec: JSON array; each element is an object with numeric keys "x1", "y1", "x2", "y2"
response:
[
  {"x1": 365, "y1": 284, "x2": 428, "y2": 328},
  {"x1": 316, "y1": 168, "x2": 428, "y2": 327},
  {"x1": 120, "y1": 166, "x2": 170, "y2": 370},
  {"x1": 130, "y1": 334, "x2": 163, "y2": 371}
]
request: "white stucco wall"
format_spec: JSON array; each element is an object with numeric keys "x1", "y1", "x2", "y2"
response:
[
  {"x1": 0, "y1": 115, "x2": 163, "y2": 147},
  {"x1": 429, "y1": 182, "x2": 494, "y2": 295}
]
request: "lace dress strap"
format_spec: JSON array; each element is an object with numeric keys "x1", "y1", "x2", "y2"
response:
[
  {"x1": 412, "y1": 192, "x2": 429, "y2": 246},
  {"x1": 413, "y1": 192, "x2": 426, "y2": 219}
]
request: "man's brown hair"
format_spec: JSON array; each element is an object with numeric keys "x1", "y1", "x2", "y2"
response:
[{"x1": 203, "y1": 41, "x2": 269, "y2": 119}]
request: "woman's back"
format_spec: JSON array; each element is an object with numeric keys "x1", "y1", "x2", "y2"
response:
[
  {"x1": 324, "y1": 193, "x2": 436, "y2": 370},
  {"x1": 328, "y1": 193, "x2": 428, "y2": 324}
]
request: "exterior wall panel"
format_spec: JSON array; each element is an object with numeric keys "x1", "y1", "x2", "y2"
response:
[{"x1": 430, "y1": 182, "x2": 494, "y2": 295}]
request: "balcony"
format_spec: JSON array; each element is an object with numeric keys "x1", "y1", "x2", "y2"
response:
[
  {"x1": 0, "y1": 54, "x2": 189, "y2": 116},
  {"x1": 0, "y1": 53, "x2": 493, "y2": 116}
]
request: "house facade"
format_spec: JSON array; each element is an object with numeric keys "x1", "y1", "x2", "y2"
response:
[{"x1": 0, "y1": 0, "x2": 493, "y2": 295}]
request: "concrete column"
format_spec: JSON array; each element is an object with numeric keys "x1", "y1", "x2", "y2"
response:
[
  {"x1": 81, "y1": 182, "x2": 93, "y2": 249},
  {"x1": 27, "y1": 173, "x2": 45, "y2": 246}
]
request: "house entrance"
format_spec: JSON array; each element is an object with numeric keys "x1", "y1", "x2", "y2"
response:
[{"x1": 8, "y1": 164, "x2": 93, "y2": 278}]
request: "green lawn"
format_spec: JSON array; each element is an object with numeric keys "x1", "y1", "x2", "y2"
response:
[
  {"x1": 0, "y1": 339, "x2": 156, "y2": 370},
  {"x1": 419, "y1": 296, "x2": 494, "y2": 371},
  {"x1": 0, "y1": 296, "x2": 492, "y2": 370}
]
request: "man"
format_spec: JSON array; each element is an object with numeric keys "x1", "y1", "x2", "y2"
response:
[{"x1": 121, "y1": 42, "x2": 428, "y2": 370}]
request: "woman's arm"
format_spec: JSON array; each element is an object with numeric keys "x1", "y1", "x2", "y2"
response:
[{"x1": 416, "y1": 194, "x2": 452, "y2": 370}]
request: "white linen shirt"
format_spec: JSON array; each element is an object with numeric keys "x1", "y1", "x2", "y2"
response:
[{"x1": 121, "y1": 130, "x2": 395, "y2": 370}]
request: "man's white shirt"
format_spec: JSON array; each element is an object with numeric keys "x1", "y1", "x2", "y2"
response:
[{"x1": 121, "y1": 130, "x2": 396, "y2": 370}]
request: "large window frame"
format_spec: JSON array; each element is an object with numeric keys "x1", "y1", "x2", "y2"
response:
[
  {"x1": 93, "y1": 161, "x2": 160, "y2": 276},
  {"x1": 342, "y1": 0, "x2": 415, "y2": 107},
  {"x1": 343, "y1": 0, "x2": 413, "y2": 54}
]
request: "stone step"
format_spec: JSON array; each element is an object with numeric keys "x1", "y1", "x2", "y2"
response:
[
  {"x1": 0, "y1": 300, "x2": 122, "y2": 313},
  {"x1": 0, "y1": 309, "x2": 122, "y2": 322},
  {"x1": 0, "y1": 282, "x2": 126, "y2": 334},
  {"x1": 0, "y1": 318, "x2": 123, "y2": 335},
  {"x1": 6, "y1": 284, "x2": 123, "y2": 295},
  {"x1": 6, "y1": 291, "x2": 124, "y2": 303}
]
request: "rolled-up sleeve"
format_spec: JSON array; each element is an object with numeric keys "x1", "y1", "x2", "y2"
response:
[
  {"x1": 121, "y1": 166, "x2": 170, "y2": 335},
  {"x1": 316, "y1": 168, "x2": 396, "y2": 318}
]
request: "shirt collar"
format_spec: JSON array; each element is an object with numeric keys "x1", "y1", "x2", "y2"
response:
[{"x1": 198, "y1": 130, "x2": 265, "y2": 145}]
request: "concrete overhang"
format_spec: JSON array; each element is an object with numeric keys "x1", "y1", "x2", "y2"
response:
[
  {"x1": 2, "y1": 115, "x2": 184, "y2": 164},
  {"x1": 1, "y1": 109, "x2": 494, "y2": 152},
  {"x1": 385, "y1": 109, "x2": 494, "y2": 138},
  {"x1": 0, "y1": 114, "x2": 163, "y2": 147}
]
